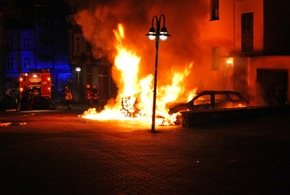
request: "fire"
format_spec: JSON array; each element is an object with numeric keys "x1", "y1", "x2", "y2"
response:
[
  {"x1": 82, "y1": 23, "x2": 193, "y2": 125},
  {"x1": 114, "y1": 24, "x2": 141, "y2": 98}
]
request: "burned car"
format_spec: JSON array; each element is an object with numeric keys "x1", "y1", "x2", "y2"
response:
[{"x1": 168, "y1": 90, "x2": 249, "y2": 115}]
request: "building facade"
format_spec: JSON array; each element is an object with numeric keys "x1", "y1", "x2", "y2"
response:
[
  {"x1": 34, "y1": 4, "x2": 71, "y2": 97},
  {"x1": 2, "y1": 1, "x2": 116, "y2": 104},
  {"x1": 205, "y1": 0, "x2": 290, "y2": 106},
  {"x1": 67, "y1": 15, "x2": 117, "y2": 104},
  {"x1": 3, "y1": 2, "x2": 71, "y2": 102}
]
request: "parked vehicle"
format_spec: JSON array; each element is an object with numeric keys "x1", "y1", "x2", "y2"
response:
[
  {"x1": 168, "y1": 90, "x2": 249, "y2": 115},
  {"x1": 18, "y1": 69, "x2": 52, "y2": 110}
]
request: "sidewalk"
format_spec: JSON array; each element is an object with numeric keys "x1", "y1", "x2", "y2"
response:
[{"x1": 0, "y1": 106, "x2": 289, "y2": 194}]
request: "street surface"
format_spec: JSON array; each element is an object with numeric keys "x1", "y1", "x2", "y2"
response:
[{"x1": 0, "y1": 107, "x2": 289, "y2": 194}]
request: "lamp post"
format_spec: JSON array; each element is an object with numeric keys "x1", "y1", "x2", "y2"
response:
[
  {"x1": 76, "y1": 67, "x2": 81, "y2": 85},
  {"x1": 146, "y1": 15, "x2": 170, "y2": 132},
  {"x1": 75, "y1": 67, "x2": 81, "y2": 102}
]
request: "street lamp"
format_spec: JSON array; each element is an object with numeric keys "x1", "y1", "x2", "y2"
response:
[
  {"x1": 75, "y1": 67, "x2": 81, "y2": 85},
  {"x1": 146, "y1": 14, "x2": 170, "y2": 132},
  {"x1": 75, "y1": 67, "x2": 81, "y2": 102}
]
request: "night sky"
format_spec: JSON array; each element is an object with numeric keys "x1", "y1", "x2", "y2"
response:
[{"x1": 0, "y1": 0, "x2": 70, "y2": 28}]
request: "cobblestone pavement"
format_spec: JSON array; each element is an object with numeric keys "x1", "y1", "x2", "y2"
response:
[{"x1": 0, "y1": 109, "x2": 289, "y2": 194}]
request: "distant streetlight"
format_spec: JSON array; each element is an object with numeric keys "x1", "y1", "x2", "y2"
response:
[
  {"x1": 75, "y1": 66, "x2": 81, "y2": 102},
  {"x1": 146, "y1": 14, "x2": 170, "y2": 132},
  {"x1": 75, "y1": 67, "x2": 81, "y2": 84}
]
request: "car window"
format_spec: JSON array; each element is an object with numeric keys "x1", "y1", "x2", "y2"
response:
[
  {"x1": 194, "y1": 94, "x2": 211, "y2": 105},
  {"x1": 215, "y1": 94, "x2": 228, "y2": 103},
  {"x1": 228, "y1": 93, "x2": 241, "y2": 101}
]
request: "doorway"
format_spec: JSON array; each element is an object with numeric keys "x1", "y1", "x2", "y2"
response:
[{"x1": 257, "y1": 69, "x2": 288, "y2": 105}]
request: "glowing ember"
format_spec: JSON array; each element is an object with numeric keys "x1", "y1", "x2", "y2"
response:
[{"x1": 82, "y1": 24, "x2": 193, "y2": 125}]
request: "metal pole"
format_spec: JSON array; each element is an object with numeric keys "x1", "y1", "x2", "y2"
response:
[
  {"x1": 151, "y1": 20, "x2": 160, "y2": 132},
  {"x1": 75, "y1": 67, "x2": 81, "y2": 102},
  {"x1": 77, "y1": 71, "x2": 80, "y2": 85}
]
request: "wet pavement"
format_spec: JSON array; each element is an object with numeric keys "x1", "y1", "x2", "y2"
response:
[{"x1": 0, "y1": 107, "x2": 289, "y2": 194}]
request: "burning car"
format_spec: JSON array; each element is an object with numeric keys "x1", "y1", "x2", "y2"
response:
[{"x1": 168, "y1": 90, "x2": 249, "y2": 115}]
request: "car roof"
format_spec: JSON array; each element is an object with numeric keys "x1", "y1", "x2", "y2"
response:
[
  {"x1": 197, "y1": 90, "x2": 242, "y2": 95},
  {"x1": 192, "y1": 90, "x2": 244, "y2": 100}
]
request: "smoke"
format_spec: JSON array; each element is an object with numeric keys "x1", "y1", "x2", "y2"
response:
[{"x1": 72, "y1": 0, "x2": 210, "y2": 91}]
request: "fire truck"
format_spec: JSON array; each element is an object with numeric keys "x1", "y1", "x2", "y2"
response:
[{"x1": 18, "y1": 69, "x2": 52, "y2": 110}]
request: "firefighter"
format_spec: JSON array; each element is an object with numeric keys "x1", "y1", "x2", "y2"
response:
[
  {"x1": 64, "y1": 86, "x2": 73, "y2": 110},
  {"x1": 85, "y1": 84, "x2": 92, "y2": 108},
  {"x1": 91, "y1": 84, "x2": 100, "y2": 110}
]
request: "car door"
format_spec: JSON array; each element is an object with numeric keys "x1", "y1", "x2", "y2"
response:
[{"x1": 213, "y1": 93, "x2": 231, "y2": 109}]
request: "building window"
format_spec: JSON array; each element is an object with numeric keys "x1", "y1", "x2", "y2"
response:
[
  {"x1": 6, "y1": 37, "x2": 14, "y2": 49},
  {"x1": 37, "y1": 19, "x2": 52, "y2": 28},
  {"x1": 241, "y1": 12, "x2": 253, "y2": 52},
  {"x1": 38, "y1": 37, "x2": 53, "y2": 49},
  {"x1": 210, "y1": 0, "x2": 219, "y2": 21},
  {"x1": 7, "y1": 58, "x2": 14, "y2": 69},
  {"x1": 211, "y1": 46, "x2": 219, "y2": 70},
  {"x1": 23, "y1": 57, "x2": 31, "y2": 68},
  {"x1": 75, "y1": 36, "x2": 81, "y2": 53},
  {"x1": 86, "y1": 41, "x2": 92, "y2": 52},
  {"x1": 23, "y1": 38, "x2": 30, "y2": 49},
  {"x1": 38, "y1": 53, "x2": 52, "y2": 61}
]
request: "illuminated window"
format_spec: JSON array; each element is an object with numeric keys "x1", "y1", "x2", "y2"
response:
[
  {"x1": 210, "y1": 0, "x2": 219, "y2": 21},
  {"x1": 23, "y1": 38, "x2": 30, "y2": 49},
  {"x1": 241, "y1": 12, "x2": 253, "y2": 52},
  {"x1": 23, "y1": 57, "x2": 31, "y2": 68},
  {"x1": 211, "y1": 46, "x2": 219, "y2": 70},
  {"x1": 7, "y1": 58, "x2": 14, "y2": 69}
]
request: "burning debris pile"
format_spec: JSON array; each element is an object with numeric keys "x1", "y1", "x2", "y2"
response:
[{"x1": 120, "y1": 96, "x2": 139, "y2": 117}]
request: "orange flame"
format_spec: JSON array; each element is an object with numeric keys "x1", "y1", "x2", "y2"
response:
[{"x1": 82, "y1": 23, "x2": 194, "y2": 125}]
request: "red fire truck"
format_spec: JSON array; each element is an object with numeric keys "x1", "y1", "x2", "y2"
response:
[{"x1": 18, "y1": 69, "x2": 52, "y2": 110}]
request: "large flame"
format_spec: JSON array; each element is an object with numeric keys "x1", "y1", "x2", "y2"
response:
[{"x1": 82, "y1": 24, "x2": 194, "y2": 125}]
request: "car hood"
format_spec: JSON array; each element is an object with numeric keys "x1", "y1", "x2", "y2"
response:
[{"x1": 168, "y1": 102, "x2": 189, "y2": 114}]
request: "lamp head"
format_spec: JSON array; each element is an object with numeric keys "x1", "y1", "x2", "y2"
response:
[
  {"x1": 159, "y1": 26, "x2": 170, "y2": 41},
  {"x1": 146, "y1": 27, "x2": 156, "y2": 40}
]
